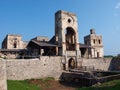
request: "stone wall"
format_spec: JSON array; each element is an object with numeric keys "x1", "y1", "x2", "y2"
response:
[
  {"x1": 0, "y1": 57, "x2": 114, "y2": 90},
  {"x1": 110, "y1": 57, "x2": 120, "y2": 71},
  {"x1": 5, "y1": 57, "x2": 112, "y2": 80},
  {"x1": 82, "y1": 58, "x2": 112, "y2": 71},
  {"x1": 6, "y1": 56, "x2": 63, "y2": 80},
  {"x1": 0, "y1": 60, "x2": 7, "y2": 90}
]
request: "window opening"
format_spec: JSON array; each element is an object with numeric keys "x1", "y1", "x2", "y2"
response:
[
  {"x1": 93, "y1": 39, "x2": 95, "y2": 44},
  {"x1": 13, "y1": 41, "x2": 17, "y2": 48},
  {"x1": 99, "y1": 40, "x2": 101, "y2": 44},
  {"x1": 68, "y1": 19, "x2": 71, "y2": 23}
]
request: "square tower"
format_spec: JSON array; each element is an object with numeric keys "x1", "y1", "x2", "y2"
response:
[
  {"x1": 84, "y1": 29, "x2": 104, "y2": 58},
  {"x1": 2, "y1": 34, "x2": 23, "y2": 49},
  {"x1": 55, "y1": 10, "x2": 80, "y2": 55},
  {"x1": 55, "y1": 10, "x2": 81, "y2": 70}
]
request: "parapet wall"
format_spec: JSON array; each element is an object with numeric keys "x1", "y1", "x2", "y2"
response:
[
  {"x1": 82, "y1": 58, "x2": 112, "y2": 71},
  {"x1": 6, "y1": 56, "x2": 63, "y2": 80}
]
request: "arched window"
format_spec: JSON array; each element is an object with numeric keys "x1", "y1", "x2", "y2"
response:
[{"x1": 65, "y1": 27, "x2": 76, "y2": 50}]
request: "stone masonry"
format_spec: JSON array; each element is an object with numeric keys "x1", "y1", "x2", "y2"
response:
[
  {"x1": 0, "y1": 60, "x2": 7, "y2": 90},
  {"x1": 84, "y1": 29, "x2": 104, "y2": 58},
  {"x1": 0, "y1": 57, "x2": 119, "y2": 90}
]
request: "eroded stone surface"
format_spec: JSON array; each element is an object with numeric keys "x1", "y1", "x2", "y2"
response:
[{"x1": 0, "y1": 60, "x2": 7, "y2": 90}]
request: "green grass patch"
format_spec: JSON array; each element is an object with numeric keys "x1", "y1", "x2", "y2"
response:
[
  {"x1": 7, "y1": 80, "x2": 40, "y2": 90},
  {"x1": 76, "y1": 79, "x2": 120, "y2": 90},
  {"x1": 7, "y1": 77, "x2": 54, "y2": 90}
]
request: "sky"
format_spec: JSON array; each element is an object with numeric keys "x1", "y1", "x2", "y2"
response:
[{"x1": 0, "y1": 0, "x2": 120, "y2": 56}]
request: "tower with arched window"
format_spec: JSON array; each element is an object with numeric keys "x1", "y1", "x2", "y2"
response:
[{"x1": 55, "y1": 10, "x2": 81, "y2": 70}]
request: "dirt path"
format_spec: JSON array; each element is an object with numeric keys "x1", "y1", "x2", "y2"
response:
[{"x1": 28, "y1": 79, "x2": 81, "y2": 90}]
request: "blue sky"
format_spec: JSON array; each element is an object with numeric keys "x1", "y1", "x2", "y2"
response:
[{"x1": 0, "y1": 0, "x2": 120, "y2": 55}]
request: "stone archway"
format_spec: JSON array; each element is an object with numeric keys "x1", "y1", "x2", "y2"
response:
[{"x1": 68, "y1": 58, "x2": 76, "y2": 69}]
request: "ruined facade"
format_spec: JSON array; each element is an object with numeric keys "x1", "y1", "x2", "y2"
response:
[
  {"x1": 2, "y1": 34, "x2": 23, "y2": 49},
  {"x1": 84, "y1": 29, "x2": 104, "y2": 58},
  {"x1": 1, "y1": 34, "x2": 28, "y2": 59},
  {"x1": 55, "y1": 10, "x2": 81, "y2": 70},
  {"x1": 0, "y1": 10, "x2": 104, "y2": 62}
]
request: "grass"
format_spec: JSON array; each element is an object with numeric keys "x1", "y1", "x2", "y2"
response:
[
  {"x1": 7, "y1": 80, "x2": 40, "y2": 90},
  {"x1": 76, "y1": 79, "x2": 120, "y2": 90},
  {"x1": 7, "y1": 78, "x2": 120, "y2": 90},
  {"x1": 7, "y1": 77, "x2": 54, "y2": 90}
]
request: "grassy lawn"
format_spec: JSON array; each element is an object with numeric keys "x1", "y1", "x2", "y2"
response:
[
  {"x1": 7, "y1": 80, "x2": 40, "y2": 90},
  {"x1": 77, "y1": 79, "x2": 120, "y2": 90},
  {"x1": 7, "y1": 77, "x2": 54, "y2": 90},
  {"x1": 7, "y1": 78, "x2": 120, "y2": 90}
]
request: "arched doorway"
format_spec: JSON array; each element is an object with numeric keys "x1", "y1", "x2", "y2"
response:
[
  {"x1": 68, "y1": 58, "x2": 76, "y2": 69},
  {"x1": 65, "y1": 27, "x2": 76, "y2": 51}
]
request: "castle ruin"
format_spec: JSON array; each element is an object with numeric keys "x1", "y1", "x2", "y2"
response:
[
  {"x1": 0, "y1": 10, "x2": 104, "y2": 70},
  {"x1": 1, "y1": 10, "x2": 118, "y2": 90}
]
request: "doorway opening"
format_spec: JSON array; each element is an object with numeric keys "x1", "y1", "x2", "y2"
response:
[{"x1": 68, "y1": 58, "x2": 76, "y2": 69}]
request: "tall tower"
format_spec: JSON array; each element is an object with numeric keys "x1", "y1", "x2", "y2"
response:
[
  {"x1": 84, "y1": 29, "x2": 104, "y2": 58},
  {"x1": 55, "y1": 10, "x2": 81, "y2": 70}
]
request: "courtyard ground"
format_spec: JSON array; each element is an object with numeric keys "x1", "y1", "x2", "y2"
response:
[{"x1": 8, "y1": 78, "x2": 120, "y2": 90}]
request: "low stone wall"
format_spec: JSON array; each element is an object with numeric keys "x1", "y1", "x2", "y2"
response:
[
  {"x1": 82, "y1": 58, "x2": 112, "y2": 71},
  {"x1": 6, "y1": 56, "x2": 63, "y2": 80},
  {"x1": 0, "y1": 60, "x2": 7, "y2": 90},
  {"x1": 0, "y1": 57, "x2": 114, "y2": 90},
  {"x1": 6, "y1": 57, "x2": 112, "y2": 80},
  {"x1": 110, "y1": 57, "x2": 120, "y2": 71}
]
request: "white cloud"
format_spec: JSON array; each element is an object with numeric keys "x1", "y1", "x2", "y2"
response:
[{"x1": 115, "y1": 2, "x2": 120, "y2": 9}]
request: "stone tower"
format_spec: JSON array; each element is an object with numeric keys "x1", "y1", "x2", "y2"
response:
[
  {"x1": 84, "y1": 29, "x2": 104, "y2": 58},
  {"x1": 55, "y1": 10, "x2": 81, "y2": 70},
  {"x1": 2, "y1": 34, "x2": 23, "y2": 49}
]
